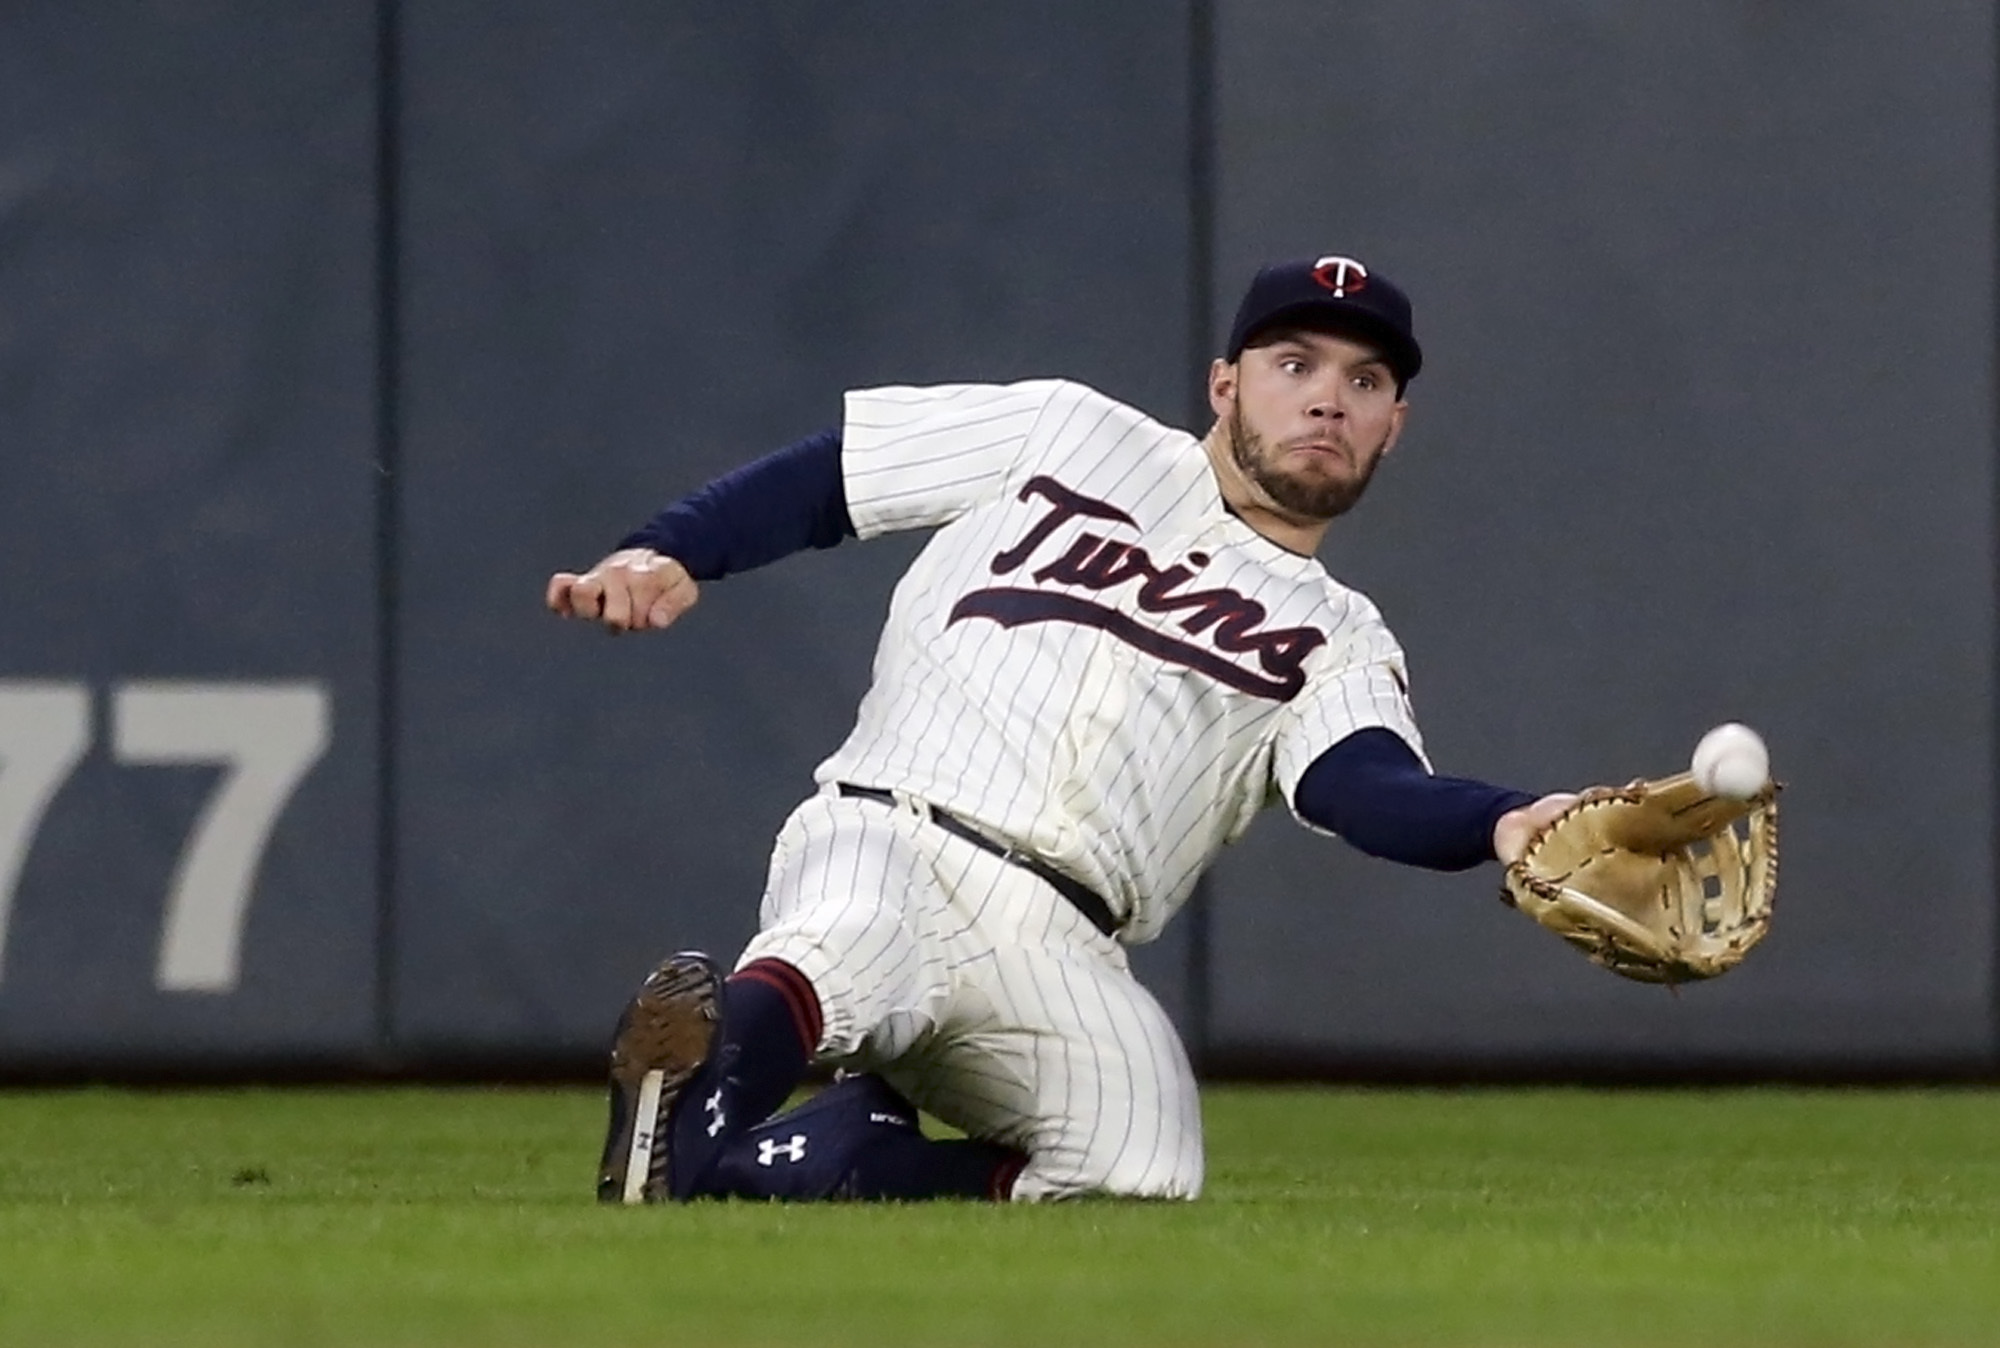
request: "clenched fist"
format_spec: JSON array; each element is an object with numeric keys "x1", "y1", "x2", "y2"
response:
[{"x1": 546, "y1": 548, "x2": 700, "y2": 634}]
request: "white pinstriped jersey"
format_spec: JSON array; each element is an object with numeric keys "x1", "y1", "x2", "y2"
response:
[{"x1": 816, "y1": 379, "x2": 1425, "y2": 942}]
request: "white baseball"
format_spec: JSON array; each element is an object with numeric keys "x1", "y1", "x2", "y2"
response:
[{"x1": 1691, "y1": 722, "x2": 1769, "y2": 799}]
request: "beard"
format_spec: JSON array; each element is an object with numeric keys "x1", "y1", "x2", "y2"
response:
[{"x1": 1229, "y1": 403, "x2": 1382, "y2": 521}]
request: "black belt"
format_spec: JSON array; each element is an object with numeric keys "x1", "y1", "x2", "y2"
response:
[{"x1": 835, "y1": 783, "x2": 1122, "y2": 938}]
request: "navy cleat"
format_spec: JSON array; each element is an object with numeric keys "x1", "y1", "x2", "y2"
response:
[
  {"x1": 705, "y1": 1072, "x2": 925, "y2": 1201},
  {"x1": 595, "y1": 952, "x2": 724, "y2": 1204}
]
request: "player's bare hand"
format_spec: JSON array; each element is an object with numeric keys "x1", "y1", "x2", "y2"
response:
[
  {"x1": 1492, "y1": 791, "x2": 1583, "y2": 865},
  {"x1": 545, "y1": 548, "x2": 700, "y2": 633}
]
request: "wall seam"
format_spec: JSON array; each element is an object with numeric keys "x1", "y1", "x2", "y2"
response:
[{"x1": 372, "y1": 0, "x2": 404, "y2": 1066}]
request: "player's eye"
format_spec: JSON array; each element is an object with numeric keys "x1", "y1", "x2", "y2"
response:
[
  {"x1": 1352, "y1": 373, "x2": 1379, "y2": 392},
  {"x1": 1278, "y1": 357, "x2": 1307, "y2": 375}
]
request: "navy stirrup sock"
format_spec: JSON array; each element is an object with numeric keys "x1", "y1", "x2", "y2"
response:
[{"x1": 718, "y1": 958, "x2": 822, "y2": 1126}]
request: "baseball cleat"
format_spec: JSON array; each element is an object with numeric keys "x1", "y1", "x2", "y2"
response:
[{"x1": 595, "y1": 951, "x2": 723, "y2": 1204}]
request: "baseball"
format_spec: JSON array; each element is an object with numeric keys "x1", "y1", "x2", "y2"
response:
[{"x1": 1691, "y1": 723, "x2": 1769, "y2": 799}]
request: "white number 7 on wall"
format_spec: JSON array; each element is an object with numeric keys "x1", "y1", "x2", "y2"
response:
[{"x1": 113, "y1": 683, "x2": 331, "y2": 993}]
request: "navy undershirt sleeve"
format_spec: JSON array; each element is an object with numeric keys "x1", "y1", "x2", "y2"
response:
[
  {"x1": 1294, "y1": 727, "x2": 1539, "y2": 872},
  {"x1": 615, "y1": 426, "x2": 854, "y2": 581}
]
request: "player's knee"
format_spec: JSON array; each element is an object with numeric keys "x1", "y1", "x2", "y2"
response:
[{"x1": 1009, "y1": 1147, "x2": 1203, "y2": 1202}]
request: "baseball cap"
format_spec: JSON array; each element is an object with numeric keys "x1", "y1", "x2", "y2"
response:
[{"x1": 1225, "y1": 255, "x2": 1422, "y2": 387}]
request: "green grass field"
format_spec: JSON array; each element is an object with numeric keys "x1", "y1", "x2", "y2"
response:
[{"x1": 1, "y1": 1085, "x2": 1995, "y2": 1346}]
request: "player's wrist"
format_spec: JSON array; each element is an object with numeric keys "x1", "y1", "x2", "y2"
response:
[{"x1": 1492, "y1": 793, "x2": 1577, "y2": 865}]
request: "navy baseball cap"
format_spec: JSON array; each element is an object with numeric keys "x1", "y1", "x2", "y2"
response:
[{"x1": 1225, "y1": 255, "x2": 1422, "y2": 387}]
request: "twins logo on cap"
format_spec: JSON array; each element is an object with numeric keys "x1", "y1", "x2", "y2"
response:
[
  {"x1": 1310, "y1": 256, "x2": 1368, "y2": 298},
  {"x1": 1225, "y1": 253, "x2": 1420, "y2": 380}
]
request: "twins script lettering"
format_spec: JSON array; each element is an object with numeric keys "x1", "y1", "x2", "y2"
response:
[{"x1": 947, "y1": 476, "x2": 1326, "y2": 700}]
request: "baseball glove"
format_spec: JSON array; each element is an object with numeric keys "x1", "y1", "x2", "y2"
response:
[{"x1": 1501, "y1": 773, "x2": 1780, "y2": 984}]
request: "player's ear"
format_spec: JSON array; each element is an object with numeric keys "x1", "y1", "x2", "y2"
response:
[
  {"x1": 1380, "y1": 400, "x2": 1410, "y2": 456},
  {"x1": 1206, "y1": 358, "x2": 1237, "y2": 417}
]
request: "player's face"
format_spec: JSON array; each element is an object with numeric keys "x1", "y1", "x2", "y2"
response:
[{"x1": 1212, "y1": 330, "x2": 1407, "y2": 522}]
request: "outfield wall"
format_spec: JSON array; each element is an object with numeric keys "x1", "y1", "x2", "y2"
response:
[{"x1": 0, "y1": 2, "x2": 1993, "y2": 1078}]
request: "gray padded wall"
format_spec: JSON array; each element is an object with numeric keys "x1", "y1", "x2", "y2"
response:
[
  {"x1": 392, "y1": 2, "x2": 1196, "y2": 1057},
  {"x1": 1205, "y1": 1, "x2": 1996, "y2": 1067},
  {"x1": 0, "y1": 5, "x2": 380, "y2": 1063},
  {"x1": 2, "y1": 2, "x2": 1992, "y2": 1079}
]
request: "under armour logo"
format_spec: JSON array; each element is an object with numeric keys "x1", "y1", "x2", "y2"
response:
[
  {"x1": 703, "y1": 1089, "x2": 726, "y2": 1138},
  {"x1": 1311, "y1": 255, "x2": 1368, "y2": 298},
  {"x1": 756, "y1": 1134, "x2": 808, "y2": 1166}
]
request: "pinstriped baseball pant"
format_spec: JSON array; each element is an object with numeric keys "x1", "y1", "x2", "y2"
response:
[{"x1": 735, "y1": 789, "x2": 1204, "y2": 1202}]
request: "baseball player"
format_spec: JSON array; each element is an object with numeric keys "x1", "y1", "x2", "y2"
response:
[{"x1": 547, "y1": 255, "x2": 1578, "y2": 1203}]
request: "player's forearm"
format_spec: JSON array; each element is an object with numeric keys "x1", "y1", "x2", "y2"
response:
[
  {"x1": 616, "y1": 426, "x2": 856, "y2": 580},
  {"x1": 1294, "y1": 727, "x2": 1538, "y2": 871}
]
